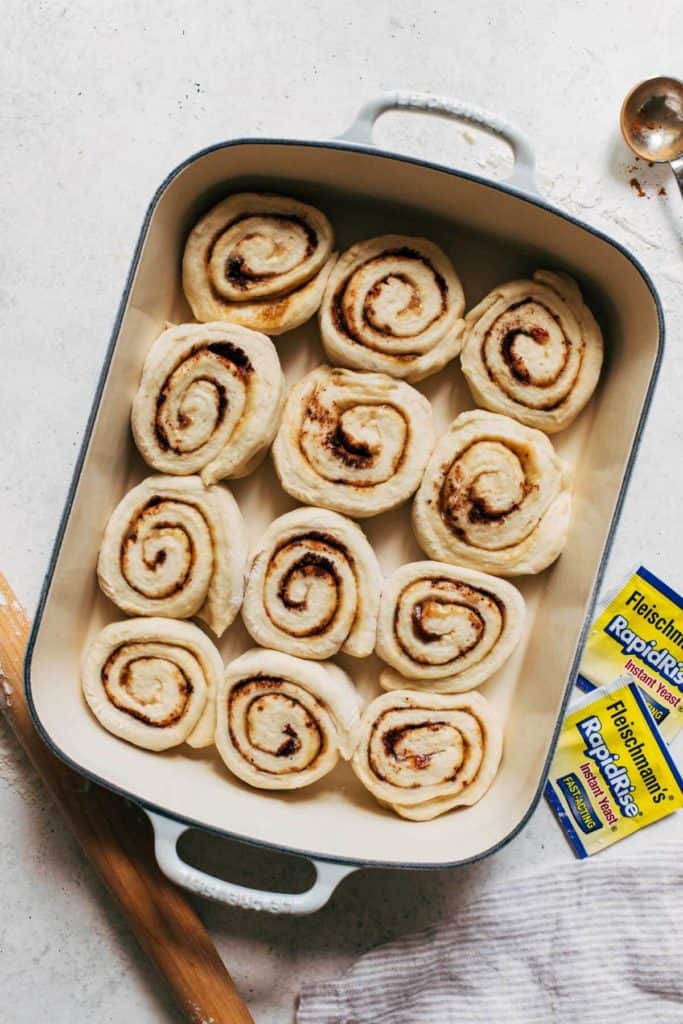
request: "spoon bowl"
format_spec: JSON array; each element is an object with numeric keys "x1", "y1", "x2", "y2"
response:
[
  {"x1": 621, "y1": 76, "x2": 683, "y2": 199},
  {"x1": 621, "y1": 76, "x2": 683, "y2": 163}
]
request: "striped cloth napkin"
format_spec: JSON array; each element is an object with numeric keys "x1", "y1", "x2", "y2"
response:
[{"x1": 297, "y1": 841, "x2": 682, "y2": 1023}]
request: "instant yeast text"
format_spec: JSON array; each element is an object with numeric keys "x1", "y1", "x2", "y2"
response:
[
  {"x1": 545, "y1": 679, "x2": 683, "y2": 857},
  {"x1": 577, "y1": 566, "x2": 683, "y2": 742}
]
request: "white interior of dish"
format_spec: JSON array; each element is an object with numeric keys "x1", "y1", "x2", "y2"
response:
[{"x1": 27, "y1": 142, "x2": 661, "y2": 867}]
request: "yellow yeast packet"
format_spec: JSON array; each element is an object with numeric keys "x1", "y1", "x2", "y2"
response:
[
  {"x1": 577, "y1": 566, "x2": 683, "y2": 742},
  {"x1": 545, "y1": 677, "x2": 683, "y2": 857}
]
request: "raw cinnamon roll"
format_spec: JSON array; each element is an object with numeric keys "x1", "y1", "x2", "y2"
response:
[
  {"x1": 242, "y1": 507, "x2": 382, "y2": 659},
  {"x1": 351, "y1": 689, "x2": 502, "y2": 820},
  {"x1": 182, "y1": 193, "x2": 336, "y2": 334},
  {"x1": 216, "y1": 648, "x2": 361, "y2": 790},
  {"x1": 97, "y1": 475, "x2": 246, "y2": 637},
  {"x1": 413, "y1": 410, "x2": 571, "y2": 575},
  {"x1": 461, "y1": 270, "x2": 603, "y2": 432},
  {"x1": 81, "y1": 617, "x2": 224, "y2": 750},
  {"x1": 131, "y1": 322, "x2": 285, "y2": 486},
  {"x1": 319, "y1": 235, "x2": 465, "y2": 382},
  {"x1": 376, "y1": 561, "x2": 525, "y2": 692},
  {"x1": 272, "y1": 365, "x2": 435, "y2": 517}
]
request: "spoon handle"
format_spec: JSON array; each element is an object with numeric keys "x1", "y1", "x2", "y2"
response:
[{"x1": 671, "y1": 155, "x2": 683, "y2": 199}]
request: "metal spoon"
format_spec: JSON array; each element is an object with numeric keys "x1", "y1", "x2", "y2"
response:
[{"x1": 620, "y1": 76, "x2": 683, "y2": 197}]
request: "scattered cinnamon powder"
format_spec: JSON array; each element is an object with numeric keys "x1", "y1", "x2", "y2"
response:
[{"x1": 629, "y1": 177, "x2": 646, "y2": 198}]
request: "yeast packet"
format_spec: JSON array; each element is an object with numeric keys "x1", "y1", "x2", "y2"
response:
[
  {"x1": 545, "y1": 677, "x2": 683, "y2": 857},
  {"x1": 576, "y1": 566, "x2": 683, "y2": 742}
]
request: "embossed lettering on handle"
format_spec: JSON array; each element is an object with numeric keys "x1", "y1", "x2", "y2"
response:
[
  {"x1": 146, "y1": 810, "x2": 356, "y2": 915},
  {"x1": 337, "y1": 91, "x2": 538, "y2": 195}
]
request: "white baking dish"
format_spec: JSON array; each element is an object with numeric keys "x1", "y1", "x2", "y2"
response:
[{"x1": 25, "y1": 93, "x2": 663, "y2": 914}]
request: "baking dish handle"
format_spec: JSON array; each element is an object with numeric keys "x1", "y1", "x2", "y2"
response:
[
  {"x1": 336, "y1": 91, "x2": 538, "y2": 195},
  {"x1": 146, "y1": 811, "x2": 356, "y2": 915}
]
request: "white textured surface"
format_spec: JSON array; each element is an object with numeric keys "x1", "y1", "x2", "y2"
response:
[{"x1": 1, "y1": 2, "x2": 683, "y2": 1022}]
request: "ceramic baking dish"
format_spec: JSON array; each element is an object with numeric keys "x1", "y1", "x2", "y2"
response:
[{"x1": 25, "y1": 93, "x2": 663, "y2": 914}]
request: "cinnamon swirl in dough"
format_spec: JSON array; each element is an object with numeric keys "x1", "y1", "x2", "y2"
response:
[
  {"x1": 216, "y1": 648, "x2": 361, "y2": 790},
  {"x1": 82, "y1": 617, "x2": 224, "y2": 750},
  {"x1": 413, "y1": 409, "x2": 571, "y2": 575},
  {"x1": 376, "y1": 561, "x2": 525, "y2": 692},
  {"x1": 319, "y1": 235, "x2": 465, "y2": 381},
  {"x1": 131, "y1": 322, "x2": 285, "y2": 486},
  {"x1": 272, "y1": 365, "x2": 435, "y2": 517},
  {"x1": 242, "y1": 507, "x2": 382, "y2": 659},
  {"x1": 461, "y1": 270, "x2": 603, "y2": 432},
  {"x1": 97, "y1": 475, "x2": 246, "y2": 637},
  {"x1": 351, "y1": 689, "x2": 503, "y2": 820},
  {"x1": 182, "y1": 193, "x2": 336, "y2": 334}
]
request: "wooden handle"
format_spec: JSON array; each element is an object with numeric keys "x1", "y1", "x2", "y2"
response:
[{"x1": 0, "y1": 575, "x2": 254, "y2": 1024}]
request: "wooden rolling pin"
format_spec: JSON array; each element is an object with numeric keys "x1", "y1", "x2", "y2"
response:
[{"x1": 0, "y1": 573, "x2": 254, "y2": 1024}]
